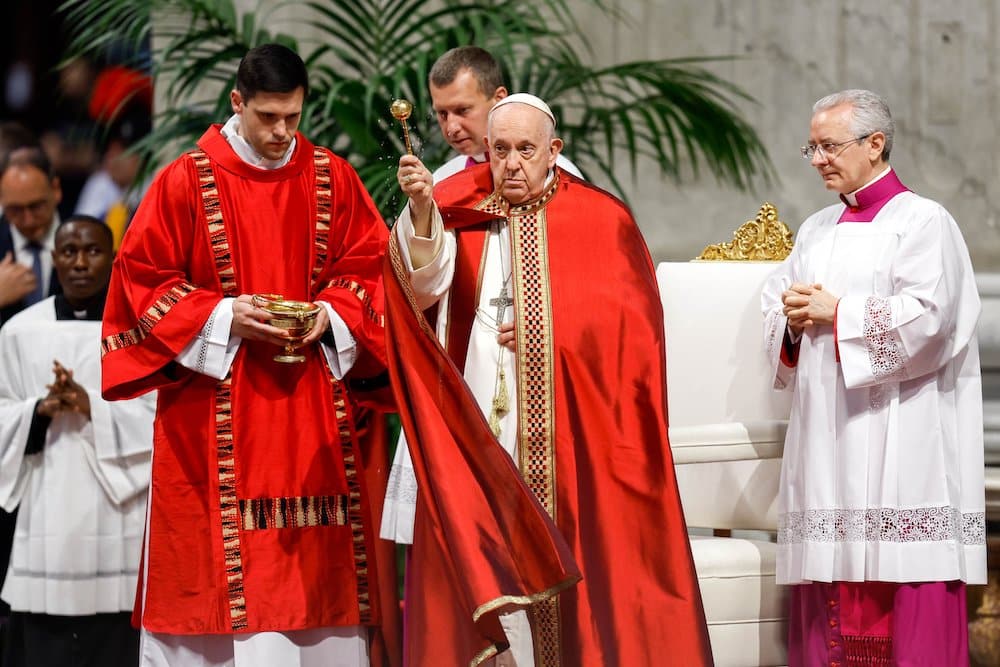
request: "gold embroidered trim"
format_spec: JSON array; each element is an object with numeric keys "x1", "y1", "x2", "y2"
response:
[
  {"x1": 101, "y1": 282, "x2": 196, "y2": 355},
  {"x1": 189, "y1": 150, "x2": 237, "y2": 296},
  {"x1": 312, "y1": 149, "x2": 332, "y2": 286},
  {"x1": 192, "y1": 148, "x2": 246, "y2": 628},
  {"x1": 509, "y1": 204, "x2": 560, "y2": 667},
  {"x1": 388, "y1": 234, "x2": 436, "y2": 337},
  {"x1": 238, "y1": 494, "x2": 348, "y2": 530},
  {"x1": 325, "y1": 278, "x2": 384, "y2": 327},
  {"x1": 470, "y1": 645, "x2": 500, "y2": 667},
  {"x1": 531, "y1": 598, "x2": 562, "y2": 667},
  {"x1": 215, "y1": 377, "x2": 248, "y2": 630},
  {"x1": 470, "y1": 575, "x2": 579, "y2": 667},
  {"x1": 330, "y1": 375, "x2": 372, "y2": 623},
  {"x1": 477, "y1": 173, "x2": 560, "y2": 219},
  {"x1": 510, "y1": 208, "x2": 557, "y2": 516},
  {"x1": 471, "y1": 574, "x2": 580, "y2": 622}
]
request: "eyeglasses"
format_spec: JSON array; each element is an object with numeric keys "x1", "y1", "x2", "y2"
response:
[
  {"x1": 3, "y1": 198, "x2": 51, "y2": 219},
  {"x1": 800, "y1": 134, "x2": 871, "y2": 160}
]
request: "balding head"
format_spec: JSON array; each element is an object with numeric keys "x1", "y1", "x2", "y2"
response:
[{"x1": 0, "y1": 146, "x2": 61, "y2": 242}]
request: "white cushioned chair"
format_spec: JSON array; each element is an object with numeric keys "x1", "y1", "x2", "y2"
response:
[{"x1": 658, "y1": 221, "x2": 793, "y2": 667}]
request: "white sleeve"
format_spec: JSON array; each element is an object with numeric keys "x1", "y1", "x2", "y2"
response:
[
  {"x1": 317, "y1": 301, "x2": 357, "y2": 380},
  {"x1": 761, "y1": 254, "x2": 800, "y2": 391},
  {"x1": 175, "y1": 297, "x2": 241, "y2": 379},
  {"x1": 80, "y1": 389, "x2": 154, "y2": 506},
  {"x1": 394, "y1": 204, "x2": 456, "y2": 311},
  {"x1": 836, "y1": 205, "x2": 981, "y2": 388},
  {"x1": 0, "y1": 329, "x2": 36, "y2": 511}
]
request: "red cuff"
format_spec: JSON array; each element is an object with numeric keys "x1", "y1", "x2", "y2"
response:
[{"x1": 780, "y1": 328, "x2": 800, "y2": 368}]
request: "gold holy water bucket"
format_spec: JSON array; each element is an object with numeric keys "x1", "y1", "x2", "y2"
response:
[{"x1": 252, "y1": 294, "x2": 321, "y2": 363}]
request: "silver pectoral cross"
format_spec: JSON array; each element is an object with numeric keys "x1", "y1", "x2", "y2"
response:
[{"x1": 489, "y1": 287, "x2": 514, "y2": 323}]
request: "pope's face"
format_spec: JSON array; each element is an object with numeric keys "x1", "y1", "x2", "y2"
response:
[
  {"x1": 430, "y1": 69, "x2": 506, "y2": 157},
  {"x1": 230, "y1": 87, "x2": 304, "y2": 161},
  {"x1": 488, "y1": 104, "x2": 562, "y2": 204},
  {"x1": 808, "y1": 103, "x2": 881, "y2": 194}
]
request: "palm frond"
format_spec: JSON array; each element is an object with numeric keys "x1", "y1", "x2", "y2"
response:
[{"x1": 60, "y1": 0, "x2": 774, "y2": 223}]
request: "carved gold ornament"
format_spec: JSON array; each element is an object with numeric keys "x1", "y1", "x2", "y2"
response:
[{"x1": 696, "y1": 202, "x2": 793, "y2": 261}]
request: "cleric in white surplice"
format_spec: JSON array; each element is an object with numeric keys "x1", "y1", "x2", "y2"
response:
[
  {"x1": 762, "y1": 89, "x2": 985, "y2": 665},
  {"x1": 0, "y1": 215, "x2": 153, "y2": 667}
]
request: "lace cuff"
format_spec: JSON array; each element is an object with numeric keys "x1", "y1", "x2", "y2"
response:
[{"x1": 863, "y1": 296, "x2": 908, "y2": 380}]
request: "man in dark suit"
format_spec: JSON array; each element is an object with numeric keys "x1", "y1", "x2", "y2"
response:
[
  {"x1": 0, "y1": 147, "x2": 63, "y2": 328},
  {"x1": 0, "y1": 146, "x2": 62, "y2": 641}
]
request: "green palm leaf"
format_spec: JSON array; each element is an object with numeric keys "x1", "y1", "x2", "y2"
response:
[{"x1": 59, "y1": 0, "x2": 773, "y2": 222}]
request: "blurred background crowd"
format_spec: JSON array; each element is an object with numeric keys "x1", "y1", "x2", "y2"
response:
[{"x1": 1, "y1": 1, "x2": 151, "y2": 242}]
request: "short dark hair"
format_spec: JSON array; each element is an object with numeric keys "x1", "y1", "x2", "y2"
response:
[
  {"x1": 429, "y1": 46, "x2": 503, "y2": 96},
  {"x1": 58, "y1": 214, "x2": 114, "y2": 249},
  {"x1": 236, "y1": 43, "x2": 309, "y2": 102},
  {"x1": 0, "y1": 146, "x2": 55, "y2": 181}
]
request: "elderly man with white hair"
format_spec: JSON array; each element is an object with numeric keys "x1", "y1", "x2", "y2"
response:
[
  {"x1": 385, "y1": 93, "x2": 712, "y2": 666},
  {"x1": 762, "y1": 89, "x2": 985, "y2": 665}
]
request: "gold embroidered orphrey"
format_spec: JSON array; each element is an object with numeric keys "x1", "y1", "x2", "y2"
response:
[
  {"x1": 697, "y1": 202, "x2": 794, "y2": 261},
  {"x1": 471, "y1": 179, "x2": 563, "y2": 667}
]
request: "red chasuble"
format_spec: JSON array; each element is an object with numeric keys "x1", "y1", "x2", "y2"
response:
[
  {"x1": 386, "y1": 165, "x2": 712, "y2": 666},
  {"x1": 101, "y1": 126, "x2": 398, "y2": 663}
]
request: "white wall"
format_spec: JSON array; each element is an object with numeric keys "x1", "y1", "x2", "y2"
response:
[{"x1": 572, "y1": 0, "x2": 999, "y2": 267}]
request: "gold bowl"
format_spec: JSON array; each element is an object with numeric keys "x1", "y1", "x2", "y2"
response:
[{"x1": 253, "y1": 294, "x2": 321, "y2": 363}]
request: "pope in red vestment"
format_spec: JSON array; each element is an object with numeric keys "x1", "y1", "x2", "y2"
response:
[
  {"x1": 388, "y1": 94, "x2": 712, "y2": 666},
  {"x1": 100, "y1": 91, "x2": 398, "y2": 662}
]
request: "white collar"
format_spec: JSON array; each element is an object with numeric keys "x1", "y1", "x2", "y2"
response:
[
  {"x1": 220, "y1": 114, "x2": 296, "y2": 170},
  {"x1": 842, "y1": 165, "x2": 892, "y2": 207}
]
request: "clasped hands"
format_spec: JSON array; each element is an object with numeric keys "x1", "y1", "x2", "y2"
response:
[
  {"x1": 781, "y1": 283, "x2": 839, "y2": 335},
  {"x1": 37, "y1": 360, "x2": 90, "y2": 420},
  {"x1": 230, "y1": 295, "x2": 329, "y2": 349}
]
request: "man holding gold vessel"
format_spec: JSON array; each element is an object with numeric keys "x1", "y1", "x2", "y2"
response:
[{"x1": 101, "y1": 44, "x2": 397, "y2": 667}]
